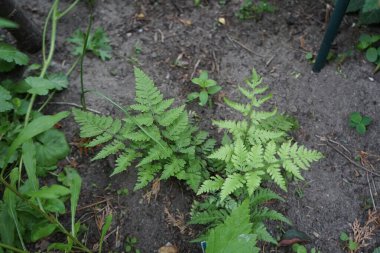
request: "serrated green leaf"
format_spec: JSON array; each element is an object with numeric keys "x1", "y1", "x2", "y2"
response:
[
  {"x1": 0, "y1": 86, "x2": 13, "y2": 112},
  {"x1": 207, "y1": 85, "x2": 222, "y2": 95},
  {"x1": 47, "y1": 72, "x2": 69, "y2": 91},
  {"x1": 26, "y1": 77, "x2": 56, "y2": 95},
  {"x1": 0, "y1": 42, "x2": 29, "y2": 65},
  {"x1": 340, "y1": 232, "x2": 349, "y2": 241}
]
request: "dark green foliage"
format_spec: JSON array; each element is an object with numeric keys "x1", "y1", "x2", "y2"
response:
[
  {"x1": 73, "y1": 67, "x2": 215, "y2": 191},
  {"x1": 349, "y1": 112, "x2": 372, "y2": 134},
  {"x1": 345, "y1": 0, "x2": 380, "y2": 24}
]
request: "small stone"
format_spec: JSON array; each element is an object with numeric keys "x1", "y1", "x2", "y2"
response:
[
  {"x1": 151, "y1": 52, "x2": 157, "y2": 58},
  {"x1": 289, "y1": 105, "x2": 298, "y2": 113}
]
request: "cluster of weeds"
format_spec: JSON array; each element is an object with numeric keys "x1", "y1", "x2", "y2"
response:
[
  {"x1": 0, "y1": 0, "x2": 116, "y2": 252},
  {"x1": 187, "y1": 70, "x2": 222, "y2": 107},
  {"x1": 357, "y1": 34, "x2": 380, "y2": 73}
]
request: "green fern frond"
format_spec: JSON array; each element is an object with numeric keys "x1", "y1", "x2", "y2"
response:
[
  {"x1": 247, "y1": 144, "x2": 264, "y2": 169},
  {"x1": 129, "y1": 103, "x2": 149, "y2": 112},
  {"x1": 86, "y1": 119, "x2": 122, "y2": 147},
  {"x1": 223, "y1": 97, "x2": 250, "y2": 116},
  {"x1": 251, "y1": 109, "x2": 277, "y2": 123},
  {"x1": 250, "y1": 188, "x2": 285, "y2": 206},
  {"x1": 247, "y1": 127, "x2": 285, "y2": 144},
  {"x1": 73, "y1": 109, "x2": 114, "y2": 138},
  {"x1": 133, "y1": 113, "x2": 154, "y2": 126},
  {"x1": 267, "y1": 164, "x2": 286, "y2": 190},
  {"x1": 197, "y1": 175, "x2": 225, "y2": 195},
  {"x1": 111, "y1": 150, "x2": 138, "y2": 176},
  {"x1": 193, "y1": 131, "x2": 209, "y2": 145},
  {"x1": 161, "y1": 157, "x2": 186, "y2": 180},
  {"x1": 231, "y1": 139, "x2": 249, "y2": 171},
  {"x1": 264, "y1": 141, "x2": 277, "y2": 163},
  {"x1": 252, "y1": 222, "x2": 277, "y2": 244},
  {"x1": 134, "y1": 67, "x2": 163, "y2": 107},
  {"x1": 220, "y1": 173, "x2": 245, "y2": 200},
  {"x1": 189, "y1": 208, "x2": 228, "y2": 225},
  {"x1": 245, "y1": 171, "x2": 264, "y2": 196},
  {"x1": 153, "y1": 98, "x2": 174, "y2": 114},
  {"x1": 137, "y1": 143, "x2": 172, "y2": 167},
  {"x1": 157, "y1": 105, "x2": 185, "y2": 127},
  {"x1": 208, "y1": 145, "x2": 234, "y2": 162},
  {"x1": 201, "y1": 138, "x2": 216, "y2": 154},
  {"x1": 92, "y1": 140, "x2": 125, "y2": 161},
  {"x1": 162, "y1": 112, "x2": 189, "y2": 141},
  {"x1": 252, "y1": 207, "x2": 291, "y2": 224},
  {"x1": 134, "y1": 164, "x2": 161, "y2": 190}
]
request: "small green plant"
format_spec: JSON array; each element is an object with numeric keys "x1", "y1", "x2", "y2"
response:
[
  {"x1": 74, "y1": 67, "x2": 216, "y2": 191},
  {"x1": 357, "y1": 34, "x2": 380, "y2": 72},
  {"x1": 124, "y1": 236, "x2": 140, "y2": 253},
  {"x1": 349, "y1": 112, "x2": 372, "y2": 135},
  {"x1": 340, "y1": 232, "x2": 359, "y2": 252},
  {"x1": 68, "y1": 27, "x2": 112, "y2": 61},
  {"x1": 187, "y1": 71, "x2": 222, "y2": 106},
  {"x1": 236, "y1": 0, "x2": 276, "y2": 20}
]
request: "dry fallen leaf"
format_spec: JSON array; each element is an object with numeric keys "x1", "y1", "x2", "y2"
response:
[
  {"x1": 158, "y1": 242, "x2": 178, "y2": 253},
  {"x1": 178, "y1": 18, "x2": 192, "y2": 26}
]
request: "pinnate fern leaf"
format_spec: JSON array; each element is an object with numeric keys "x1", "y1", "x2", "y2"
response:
[
  {"x1": 92, "y1": 140, "x2": 125, "y2": 161},
  {"x1": 197, "y1": 175, "x2": 224, "y2": 195},
  {"x1": 111, "y1": 150, "x2": 137, "y2": 176},
  {"x1": 220, "y1": 173, "x2": 244, "y2": 200}
]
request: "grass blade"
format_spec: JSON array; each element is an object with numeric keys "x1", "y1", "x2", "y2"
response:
[{"x1": 99, "y1": 214, "x2": 112, "y2": 253}]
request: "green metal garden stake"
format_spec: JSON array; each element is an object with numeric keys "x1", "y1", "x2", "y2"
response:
[{"x1": 313, "y1": 0, "x2": 350, "y2": 72}]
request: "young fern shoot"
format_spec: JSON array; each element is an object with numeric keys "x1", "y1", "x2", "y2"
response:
[{"x1": 197, "y1": 69, "x2": 323, "y2": 201}]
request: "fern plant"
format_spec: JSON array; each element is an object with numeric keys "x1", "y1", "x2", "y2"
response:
[
  {"x1": 191, "y1": 188, "x2": 290, "y2": 244},
  {"x1": 197, "y1": 69, "x2": 323, "y2": 201},
  {"x1": 73, "y1": 67, "x2": 215, "y2": 191}
]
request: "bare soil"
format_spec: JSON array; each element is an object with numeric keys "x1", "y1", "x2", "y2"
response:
[{"x1": 17, "y1": 0, "x2": 380, "y2": 252}]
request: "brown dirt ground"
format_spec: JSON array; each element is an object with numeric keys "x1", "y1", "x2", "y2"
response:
[{"x1": 15, "y1": 0, "x2": 380, "y2": 252}]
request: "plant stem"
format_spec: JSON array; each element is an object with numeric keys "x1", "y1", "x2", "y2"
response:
[
  {"x1": 57, "y1": 0, "x2": 80, "y2": 19},
  {"x1": 79, "y1": 12, "x2": 94, "y2": 110},
  {"x1": 0, "y1": 242, "x2": 28, "y2": 253}
]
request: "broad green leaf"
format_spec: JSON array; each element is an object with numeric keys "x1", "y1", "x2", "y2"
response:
[
  {"x1": 339, "y1": 232, "x2": 349, "y2": 241},
  {"x1": 348, "y1": 240, "x2": 359, "y2": 250},
  {"x1": 47, "y1": 72, "x2": 69, "y2": 91},
  {"x1": 0, "y1": 59, "x2": 16, "y2": 72},
  {"x1": 5, "y1": 111, "x2": 70, "y2": 163},
  {"x1": 361, "y1": 115, "x2": 372, "y2": 126},
  {"x1": 205, "y1": 79, "x2": 217, "y2": 87},
  {"x1": 22, "y1": 141, "x2": 40, "y2": 207},
  {"x1": 366, "y1": 47, "x2": 378, "y2": 62},
  {"x1": 35, "y1": 129, "x2": 70, "y2": 167},
  {"x1": 187, "y1": 92, "x2": 199, "y2": 101},
  {"x1": 99, "y1": 214, "x2": 113, "y2": 253},
  {"x1": 0, "y1": 86, "x2": 13, "y2": 112},
  {"x1": 0, "y1": 42, "x2": 29, "y2": 65},
  {"x1": 199, "y1": 90, "x2": 208, "y2": 106},
  {"x1": 357, "y1": 34, "x2": 372, "y2": 50},
  {"x1": 27, "y1": 184, "x2": 71, "y2": 199},
  {"x1": 30, "y1": 221, "x2": 56, "y2": 242},
  {"x1": 292, "y1": 244, "x2": 307, "y2": 253},
  {"x1": 0, "y1": 18, "x2": 18, "y2": 28},
  {"x1": 207, "y1": 85, "x2": 222, "y2": 95},
  {"x1": 356, "y1": 123, "x2": 366, "y2": 134},
  {"x1": 349, "y1": 112, "x2": 362, "y2": 124},
  {"x1": 26, "y1": 77, "x2": 56, "y2": 95},
  {"x1": 44, "y1": 198, "x2": 66, "y2": 214}
]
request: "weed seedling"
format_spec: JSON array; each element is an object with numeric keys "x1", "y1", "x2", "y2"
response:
[
  {"x1": 125, "y1": 236, "x2": 140, "y2": 253},
  {"x1": 357, "y1": 34, "x2": 380, "y2": 72},
  {"x1": 340, "y1": 232, "x2": 359, "y2": 252},
  {"x1": 187, "y1": 71, "x2": 222, "y2": 106},
  {"x1": 349, "y1": 112, "x2": 372, "y2": 135}
]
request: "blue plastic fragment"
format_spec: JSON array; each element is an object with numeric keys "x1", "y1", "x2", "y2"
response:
[{"x1": 201, "y1": 241, "x2": 207, "y2": 253}]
